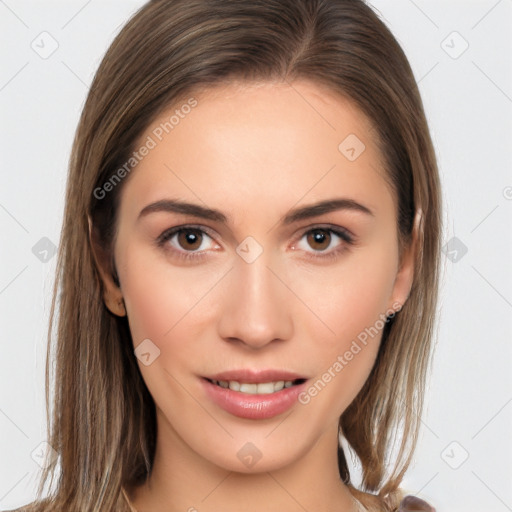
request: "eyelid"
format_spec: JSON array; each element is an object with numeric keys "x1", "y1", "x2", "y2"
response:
[
  {"x1": 293, "y1": 223, "x2": 355, "y2": 242},
  {"x1": 156, "y1": 224, "x2": 220, "y2": 257},
  {"x1": 157, "y1": 224, "x2": 218, "y2": 244}
]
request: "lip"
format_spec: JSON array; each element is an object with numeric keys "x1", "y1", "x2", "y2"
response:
[{"x1": 201, "y1": 369, "x2": 308, "y2": 420}]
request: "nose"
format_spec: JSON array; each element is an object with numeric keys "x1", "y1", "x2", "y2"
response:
[{"x1": 216, "y1": 251, "x2": 294, "y2": 350}]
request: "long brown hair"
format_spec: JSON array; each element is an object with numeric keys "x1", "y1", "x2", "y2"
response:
[{"x1": 16, "y1": 1, "x2": 441, "y2": 510}]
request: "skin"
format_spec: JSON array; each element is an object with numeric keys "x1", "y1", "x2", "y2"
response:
[{"x1": 91, "y1": 80, "x2": 417, "y2": 512}]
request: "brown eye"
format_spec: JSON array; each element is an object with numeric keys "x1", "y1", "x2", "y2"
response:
[
  {"x1": 157, "y1": 225, "x2": 220, "y2": 262},
  {"x1": 306, "y1": 229, "x2": 332, "y2": 251},
  {"x1": 176, "y1": 229, "x2": 203, "y2": 250}
]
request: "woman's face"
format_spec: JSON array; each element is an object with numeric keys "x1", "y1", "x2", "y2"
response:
[{"x1": 108, "y1": 80, "x2": 414, "y2": 473}]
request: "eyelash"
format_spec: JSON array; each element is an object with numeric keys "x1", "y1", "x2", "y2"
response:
[{"x1": 156, "y1": 224, "x2": 355, "y2": 263}]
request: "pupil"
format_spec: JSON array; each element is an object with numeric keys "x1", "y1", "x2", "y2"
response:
[
  {"x1": 179, "y1": 229, "x2": 202, "y2": 250},
  {"x1": 308, "y1": 229, "x2": 330, "y2": 250}
]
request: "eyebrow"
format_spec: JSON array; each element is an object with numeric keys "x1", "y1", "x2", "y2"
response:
[{"x1": 138, "y1": 197, "x2": 374, "y2": 225}]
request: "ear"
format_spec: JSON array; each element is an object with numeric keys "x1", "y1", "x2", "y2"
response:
[
  {"x1": 88, "y1": 215, "x2": 126, "y2": 317},
  {"x1": 388, "y1": 208, "x2": 423, "y2": 312}
]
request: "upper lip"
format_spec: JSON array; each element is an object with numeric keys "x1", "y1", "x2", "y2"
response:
[{"x1": 204, "y1": 369, "x2": 307, "y2": 384}]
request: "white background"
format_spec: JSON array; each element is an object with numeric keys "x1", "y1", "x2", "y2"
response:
[{"x1": 1, "y1": 1, "x2": 511, "y2": 510}]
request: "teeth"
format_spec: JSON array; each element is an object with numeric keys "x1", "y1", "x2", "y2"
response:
[
  {"x1": 274, "y1": 381, "x2": 285, "y2": 391},
  {"x1": 229, "y1": 381, "x2": 240, "y2": 391},
  {"x1": 212, "y1": 379, "x2": 295, "y2": 394},
  {"x1": 240, "y1": 383, "x2": 258, "y2": 394}
]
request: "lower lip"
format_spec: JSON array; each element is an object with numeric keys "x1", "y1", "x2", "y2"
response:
[{"x1": 201, "y1": 378, "x2": 308, "y2": 420}]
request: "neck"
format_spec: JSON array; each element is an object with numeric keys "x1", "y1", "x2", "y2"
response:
[{"x1": 126, "y1": 408, "x2": 359, "y2": 512}]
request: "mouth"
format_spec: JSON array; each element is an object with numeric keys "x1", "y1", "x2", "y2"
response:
[
  {"x1": 204, "y1": 377, "x2": 307, "y2": 395},
  {"x1": 201, "y1": 369, "x2": 309, "y2": 419}
]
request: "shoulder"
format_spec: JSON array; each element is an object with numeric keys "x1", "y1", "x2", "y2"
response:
[
  {"x1": 398, "y1": 495, "x2": 436, "y2": 512},
  {"x1": 354, "y1": 491, "x2": 435, "y2": 512}
]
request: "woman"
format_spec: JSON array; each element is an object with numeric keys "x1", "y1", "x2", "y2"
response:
[{"x1": 7, "y1": 0, "x2": 441, "y2": 510}]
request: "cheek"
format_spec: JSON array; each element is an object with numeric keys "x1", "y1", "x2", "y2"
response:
[
  {"x1": 291, "y1": 244, "x2": 397, "y2": 414},
  {"x1": 295, "y1": 242, "x2": 397, "y2": 347},
  {"x1": 117, "y1": 240, "x2": 214, "y2": 344},
  {"x1": 117, "y1": 248, "x2": 215, "y2": 405},
  {"x1": 120, "y1": 268, "x2": 178, "y2": 349}
]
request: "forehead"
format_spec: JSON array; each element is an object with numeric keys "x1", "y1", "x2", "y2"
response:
[{"x1": 118, "y1": 79, "x2": 394, "y2": 224}]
